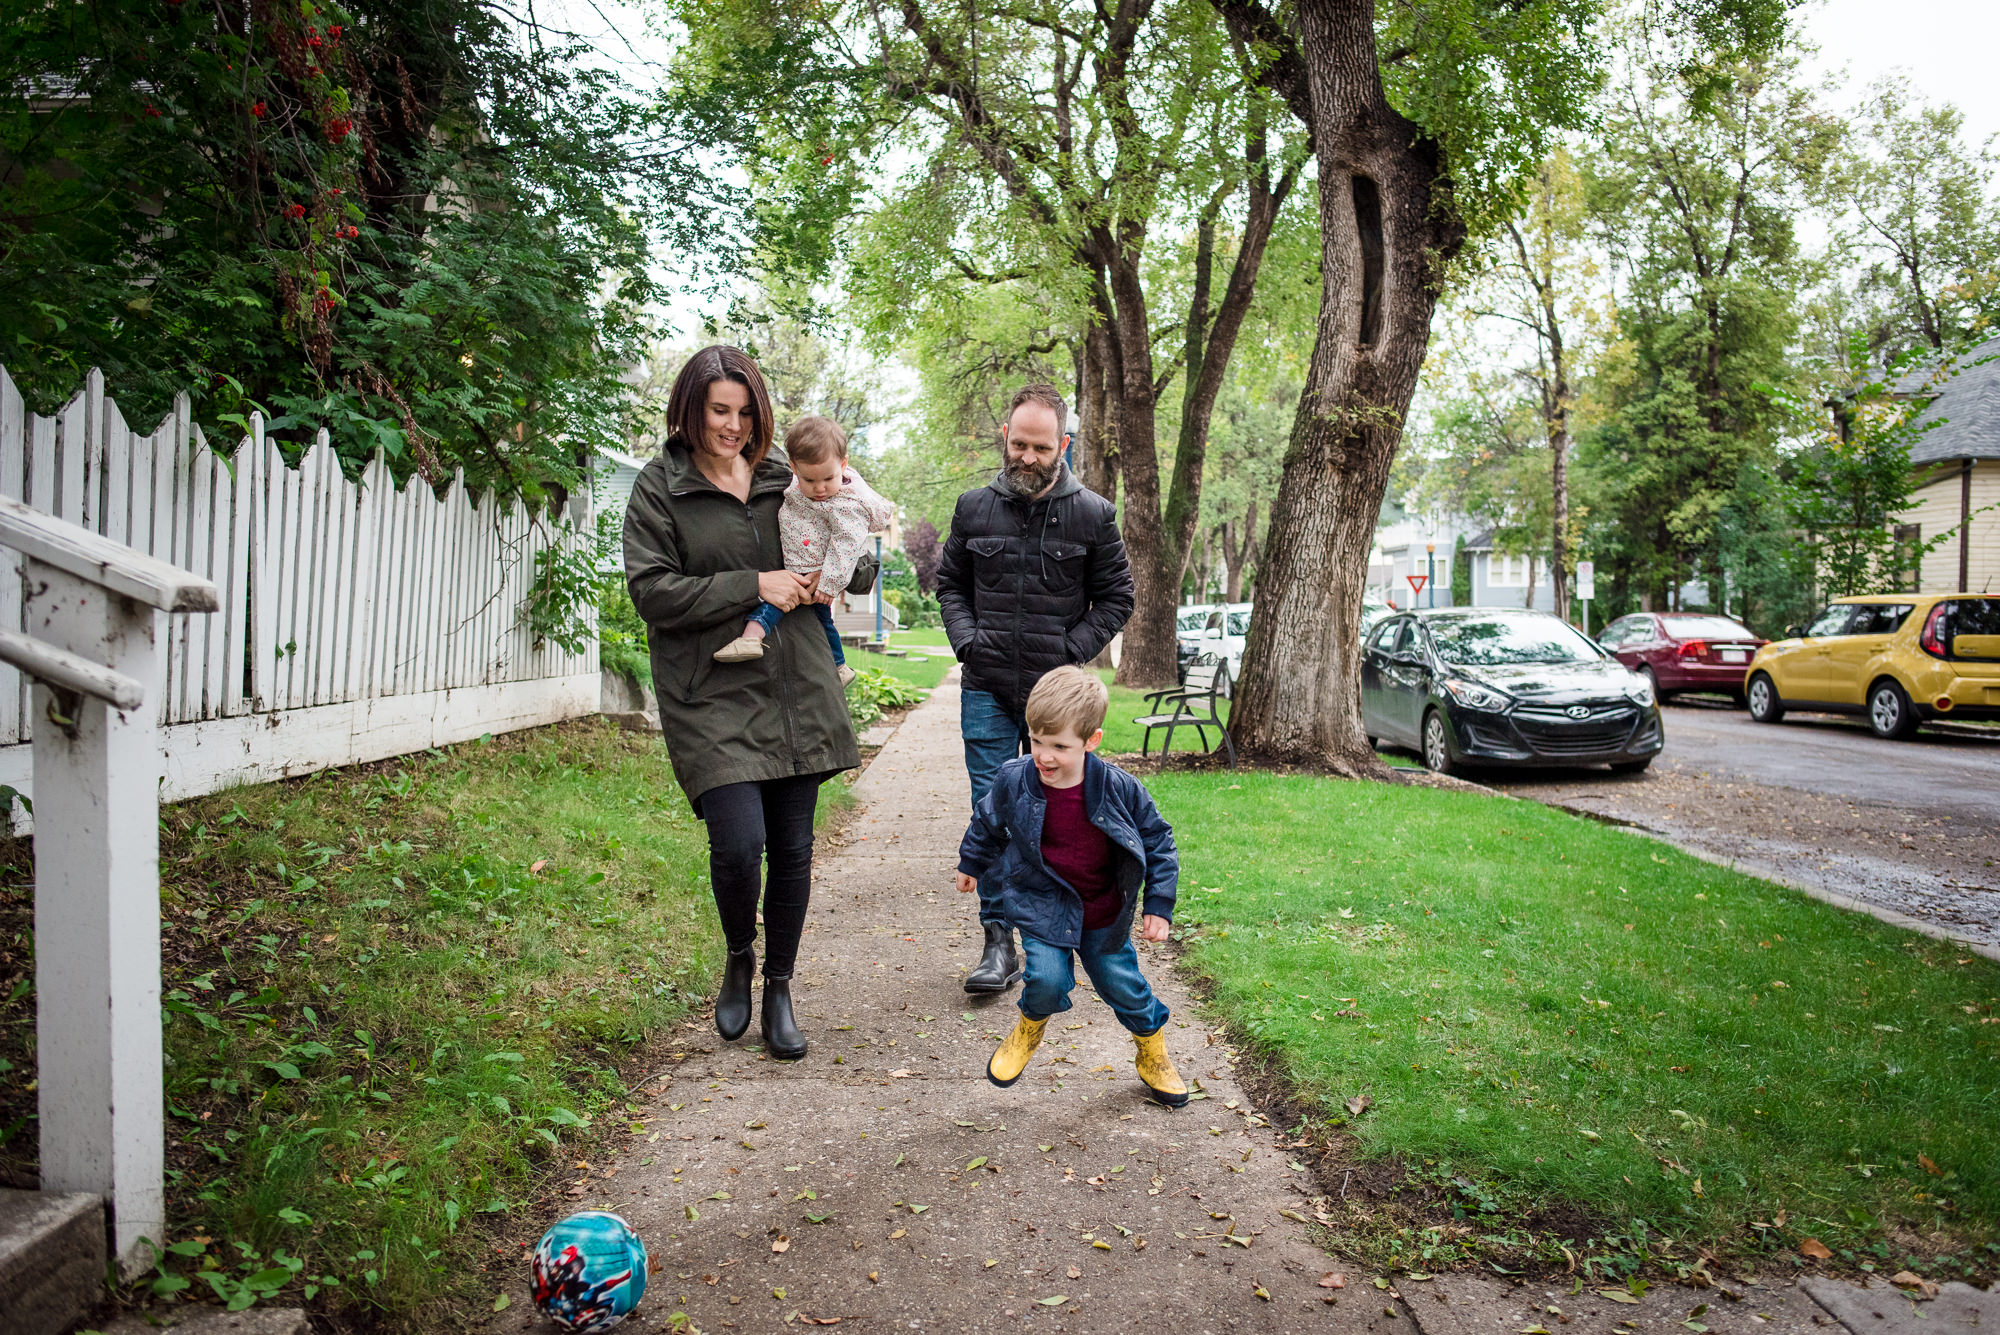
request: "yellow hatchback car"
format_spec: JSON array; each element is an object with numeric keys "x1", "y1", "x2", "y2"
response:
[{"x1": 1744, "y1": 593, "x2": 2000, "y2": 738}]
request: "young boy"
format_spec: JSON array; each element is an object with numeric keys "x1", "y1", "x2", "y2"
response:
[
  {"x1": 954, "y1": 666, "x2": 1188, "y2": 1106},
  {"x1": 714, "y1": 415, "x2": 894, "y2": 687}
]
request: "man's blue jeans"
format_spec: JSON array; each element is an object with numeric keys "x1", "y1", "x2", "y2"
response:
[
  {"x1": 1018, "y1": 927, "x2": 1170, "y2": 1035},
  {"x1": 961, "y1": 687, "x2": 1028, "y2": 927}
]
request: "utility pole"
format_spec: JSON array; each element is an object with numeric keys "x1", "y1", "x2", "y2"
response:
[{"x1": 1426, "y1": 543, "x2": 1436, "y2": 608}]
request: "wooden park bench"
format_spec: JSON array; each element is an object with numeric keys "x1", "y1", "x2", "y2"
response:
[{"x1": 1135, "y1": 657, "x2": 1235, "y2": 766}]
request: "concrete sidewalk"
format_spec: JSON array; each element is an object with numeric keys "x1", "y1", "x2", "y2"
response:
[
  {"x1": 493, "y1": 673, "x2": 1995, "y2": 1335},
  {"x1": 496, "y1": 671, "x2": 1381, "y2": 1332}
]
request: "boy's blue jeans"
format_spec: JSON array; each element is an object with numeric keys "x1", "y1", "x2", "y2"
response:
[
  {"x1": 1018, "y1": 927, "x2": 1170, "y2": 1035},
  {"x1": 962, "y1": 687, "x2": 1028, "y2": 927},
  {"x1": 749, "y1": 600, "x2": 845, "y2": 665}
]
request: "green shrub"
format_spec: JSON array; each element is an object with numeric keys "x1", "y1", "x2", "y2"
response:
[{"x1": 845, "y1": 665, "x2": 926, "y2": 727}]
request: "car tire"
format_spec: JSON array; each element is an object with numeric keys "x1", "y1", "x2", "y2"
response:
[
  {"x1": 1867, "y1": 679, "x2": 1918, "y2": 740},
  {"x1": 1640, "y1": 665, "x2": 1669, "y2": 703},
  {"x1": 1421, "y1": 709, "x2": 1457, "y2": 776},
  {"x1": 1610, "y1": 757, "x2": 1653, "y2": 775},
  {"x1": 1746, "y1": 673, "x2": 1784, "y2": 724}
]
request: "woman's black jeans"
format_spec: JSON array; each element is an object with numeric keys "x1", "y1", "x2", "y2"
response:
[{"x1": 698, "y1": 773, "x2": 823, "y2": 979}]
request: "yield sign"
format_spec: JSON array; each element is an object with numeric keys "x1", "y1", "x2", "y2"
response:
[{"x1": 1406, "y1": 574, "x2": 1429, "y2": 599}]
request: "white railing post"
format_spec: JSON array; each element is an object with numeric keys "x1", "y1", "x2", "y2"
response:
[{"x1": 0, "y1": 495, "x2": 218, "y2": 1274}]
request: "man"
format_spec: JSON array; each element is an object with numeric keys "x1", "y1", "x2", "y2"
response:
[{"x1": 936, "y1": 383, "x2": 1135, "y2": 992}]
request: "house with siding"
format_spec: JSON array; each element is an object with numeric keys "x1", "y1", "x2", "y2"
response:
[
  {"x1": 1892, "y1": 341, "x2": 2000, "y2": 594},
  {"x1": 1459, "y1": 528, "x2": 1563, "y2": 610}
]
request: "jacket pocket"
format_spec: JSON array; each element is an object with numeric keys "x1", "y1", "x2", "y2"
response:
[
  {"x1": 1042, "y1": 540, "x2": 1085, "y2": 591},
  {"x1": 968, "y1": 535, "x2": 1009, "y2": 589}
]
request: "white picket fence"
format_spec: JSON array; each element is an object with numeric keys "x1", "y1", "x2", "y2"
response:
[{"x1": 0, "y1": 365, "x2": 599, "y2": 811}]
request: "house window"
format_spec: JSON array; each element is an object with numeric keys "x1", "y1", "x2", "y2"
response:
[
  {"x1": 1488, "y1": 554, "x2": 1531, "y2": 587},
  {"x1": 1892, "y1": 523, "x2": 1922, "y2": 592}
]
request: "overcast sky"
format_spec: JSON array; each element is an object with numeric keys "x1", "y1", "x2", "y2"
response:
[{"x1": 1804, "y1": 0, "x2": 2000, "y2": 144}]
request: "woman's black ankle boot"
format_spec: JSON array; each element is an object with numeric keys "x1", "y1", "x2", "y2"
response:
[
  {"x1": 716, "y1": 946, "x2": 756, "y2": 1041},
  {"x1": 761, "y1": 976, "x2": 807, "y2": 1060}
]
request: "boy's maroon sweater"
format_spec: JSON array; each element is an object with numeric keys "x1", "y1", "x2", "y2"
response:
[{"x1": 1038, "y1": 779, "x2": 1119, "y2": 930}]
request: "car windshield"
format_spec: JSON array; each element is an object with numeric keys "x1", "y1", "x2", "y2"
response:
[
  {"x1": 1662, "y1": 616, "x2": 1756, "y2": 640},
  {"x1": 1428, "y1": 616, "x2": 1604, "y2": 666},
  {"x1": 1178, "y1": 608, "x2": 1210, "y2": 632},
  {"x1": 1226, "y1": 610, "x2": 1251, "y2": 635}
]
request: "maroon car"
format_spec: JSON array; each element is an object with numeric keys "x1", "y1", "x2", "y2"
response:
[{"x1": 1595, "y1": 613, "x2": 1767, "y2": 702}]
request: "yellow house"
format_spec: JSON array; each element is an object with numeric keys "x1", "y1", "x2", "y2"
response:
[{"x1": 1894, "y1": 345, "x2": 2000, "y2": 594}]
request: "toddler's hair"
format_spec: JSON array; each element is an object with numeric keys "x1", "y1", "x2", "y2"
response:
[
  {"x1": 1025, "y1": 665, "x2": 1110, "y2": 740},
  {"x1": 784, "y1": 415, "x2": 848, "y2": 467}
]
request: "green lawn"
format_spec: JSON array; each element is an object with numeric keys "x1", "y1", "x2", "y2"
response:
[
  {"x1": 889, "y1": 627, "x2": 954, "y2": 649},
  {"x1": 0, "y1": 720, "x2": 843, "y2": 1326},
  {"x1": 1151, "y1": 771, "x2": 2000, "y2": 1278},
  {"x1": 861, "y1": 645, "x2": 956, "y2": 691}
]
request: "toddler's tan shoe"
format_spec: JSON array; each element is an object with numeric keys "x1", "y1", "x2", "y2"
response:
[{"x1": 713, "y1": 637, "x2": 766, "y2": 663}]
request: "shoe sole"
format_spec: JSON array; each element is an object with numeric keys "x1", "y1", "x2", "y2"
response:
[
  {"x1": 962, "y1": 966, "x2": 1024, "y2": 994},
  {"x1": 1141, "y1": 1084, "x2": 1189, "y2": 1109},
  {"x1": 766, "y1": 1044, "x2": 807, "y2": 1061}
]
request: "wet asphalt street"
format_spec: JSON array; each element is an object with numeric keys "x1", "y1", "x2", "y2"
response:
[
  {"x1": 1642, "y1": 702, "x2": 2000, "y2": 821},
  {"x1": 1471, "y1": 699, "x2": 2000, "y2": 953}
]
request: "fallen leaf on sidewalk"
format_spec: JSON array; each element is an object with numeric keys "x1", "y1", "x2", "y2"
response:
[
  {"x1": 889, "y1": 1229, "x2": 906, "y2": 1239},
  {"x1": 1255, "y1": 1286, "x2": 1272, "y2": 1301},
  {"x1": 1599, "y1": 1290, "x2": 1640, "y2": 1304},
  {"x1": 1346, "y1": 1094, "x2": 1371, "y2": 1117},
  {"x1": 1799, "y1": 1239, "x2": 1832, "y2": 1260},
  {"x1": 1036, "y1": 1295, "x2": 1069, "y2": 1306},
  {"x1": 771, "y1": 1236, "x2": 790, "y2": 1253},
  {"x1": 1320, "y1": 1274, "x2": 1346, "y2": 1289},
  {"x1": 1891, "y1": 1272, "x2": 1939, "y2": 1297},
  {"x1": 493, "y1": 1294, "x2": 511, "y2": 1312},
  {"x1": 799, "y1": 1318, "x2": 843, "y2": 1326},
  {"x1": 1068, "y1": 1265, "x2": 1082, "y2": 1279},
  {"x1": 890, "y1": 1069, "x2": 915, "y2": 1078}
]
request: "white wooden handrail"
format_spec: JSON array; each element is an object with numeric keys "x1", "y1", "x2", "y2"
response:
[
  {"x1": 0, "y1": 627, "x2": 145, "y2": 710},
  {"x1": 0, "y1": 503, "x2": 219, "y2": 1273},
  {"x1": 0, "y1": 494, "x2": 219, "y2": 613}
]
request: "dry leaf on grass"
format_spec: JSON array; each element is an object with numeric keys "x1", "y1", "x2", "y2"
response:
[
  {"x1": 1799, "y1": 1239, "x2": 1833, "y2": 1260},
  {"x1": 1346, "y1": 1093, "x2": 1372, "y2": 1117}
]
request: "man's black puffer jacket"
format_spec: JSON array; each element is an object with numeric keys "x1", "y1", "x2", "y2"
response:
[{"x1": 936, "y1": 466, "x2": 1135, "y2": 715}]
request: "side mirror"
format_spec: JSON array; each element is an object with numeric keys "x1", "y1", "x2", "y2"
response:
[{"x1": 1784, "y1": 624, "x2": 1803, "y2": 640}]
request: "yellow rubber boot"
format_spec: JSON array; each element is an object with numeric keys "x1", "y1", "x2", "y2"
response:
[
  {"x1": 1132, "y1": 1026, "x2": 1189, "y2": 1107},
  {"x1": 986, "y1": 1015, "x2": 1049, "y2": 1088}
]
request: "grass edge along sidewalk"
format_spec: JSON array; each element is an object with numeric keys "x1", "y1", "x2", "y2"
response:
[
  {"x1": 1150, "y1": 769, "x2": 1999, "y2": 1286},
  {"x1": 0, "y1": 718, "x2": 839, "y2": 1328}
]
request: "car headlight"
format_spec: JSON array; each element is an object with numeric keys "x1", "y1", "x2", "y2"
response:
[
  {"x1": 1624, "y1": 673, "x2": 1656, "y2": 706},
  {"x1": 1441, "y1": 678, "x2": 1512, "y2": 712}
]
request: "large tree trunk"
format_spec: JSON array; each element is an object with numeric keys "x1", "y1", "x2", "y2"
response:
[
  {"x1": 1225, "y1": 0, "x2": 1465, "y2": 773},
  {"x1": 1073, "y1": 326, "x2": 1119, "y2": 503}
]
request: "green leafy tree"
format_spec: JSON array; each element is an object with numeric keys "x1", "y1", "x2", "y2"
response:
[
  {"x1": 1, "y1": 0, "x2": 725, "y2": 498},
  {"x1": 660, "y1": 0, "x2": 1310, "y2": 687}
]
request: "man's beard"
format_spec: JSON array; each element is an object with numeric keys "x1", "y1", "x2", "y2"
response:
[{"x1": 1001, "y1": 454, "x2": 1059, "y2": 497}]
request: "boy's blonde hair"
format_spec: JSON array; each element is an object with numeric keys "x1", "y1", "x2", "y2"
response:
[
  {"x1": 1024, "y1": 665, "x2": 1109, "y2": 739},
  {"x1": 784, "y1": 415, "x2": 848, "y2": 467}
]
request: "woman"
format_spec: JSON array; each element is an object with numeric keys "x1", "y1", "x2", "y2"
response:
[{"x1": 623, "y1": 346, "x2": 859, "y2": 1060}]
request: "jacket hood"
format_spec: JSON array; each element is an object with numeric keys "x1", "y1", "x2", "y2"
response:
[
  {"x1": 986, "y1": 462, "x2": 1085, "y2": 503},
  {"x1": 661, "y1": 438, "x2": 792, "y2": 498}
]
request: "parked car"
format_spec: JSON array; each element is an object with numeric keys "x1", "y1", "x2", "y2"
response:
[
  {"x1": 1178, "y1": 601, "x2": 1251, "y2": 689},
  {"x1": 1744, "y1": 593, "x2": 2000, "y2": 739},
  {"x1": 1596, "y1": 612, "x2": 1767, "y2": 702},
  {"x1": 1361, "y1": 599, "x2": 1394, "y2": 636},
  {"x1": 1361, "y1": 608, "x2": 1665, "y2": 774}
]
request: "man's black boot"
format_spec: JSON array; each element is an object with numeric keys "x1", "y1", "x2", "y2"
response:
[
  {"x1": 761, "y1": 977, "x2": 807, "y2": 1060},
  {"x1": 964, "y1": 921, "x2": 1022, "y2": 993},
  {"x1": 715, "y1": 946, "x2": 755, "y2": 1041}
]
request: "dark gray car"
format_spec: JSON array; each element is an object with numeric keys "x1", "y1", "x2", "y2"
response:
[{"x1": 1361, "y1": 608, "x2": 1666, "y2": 774}]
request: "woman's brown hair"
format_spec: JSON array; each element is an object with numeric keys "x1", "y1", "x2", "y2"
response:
[{"x1": 667, "y1": 345, "x2": 776, "y2": 468}]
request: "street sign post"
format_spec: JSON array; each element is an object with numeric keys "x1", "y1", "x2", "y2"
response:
[{"x1": 1576, "y1": 560, "x2": 1595, "y2": 635}]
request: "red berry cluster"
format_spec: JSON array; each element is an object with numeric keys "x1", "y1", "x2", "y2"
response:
[
  {"x1": 325, "y1": 116, "x2": 352, "y2": 142},
  {"x1": 284, "y1": 203, "x2": 307, "y2": 218},
  {"x1": 337, "y1": 224, "x2": 360, "y2": 239},
  {"x1": 251, "y1": 101, "x2": 267, "y2": 118}
]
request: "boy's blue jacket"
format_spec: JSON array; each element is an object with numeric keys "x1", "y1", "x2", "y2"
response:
[{"x1": 956, "y1": 752, "x2": 1178, "y2": 950}]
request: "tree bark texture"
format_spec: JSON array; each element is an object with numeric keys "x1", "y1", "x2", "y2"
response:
[{"x1": 1221, "y1": 0, "x2": 1466, "y2": 773}]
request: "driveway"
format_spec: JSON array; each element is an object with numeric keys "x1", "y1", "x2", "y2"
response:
[{"x1": 1447, "y1": 700, "x2": 2000, "y2": 954}]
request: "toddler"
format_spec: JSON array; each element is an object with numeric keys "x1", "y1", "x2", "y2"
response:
[
  {"x1": 714, "y1": 416, "x2": 894, "y2": 686},
  {"x1": 955, "y1": 666, "x2": 1188, "y2": 1107}
]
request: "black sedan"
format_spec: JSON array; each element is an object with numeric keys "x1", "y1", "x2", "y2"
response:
[{"x1": 1361, "y1": 609, "x2": 1665, "y2": 774}]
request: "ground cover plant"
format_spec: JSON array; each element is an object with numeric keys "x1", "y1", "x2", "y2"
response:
[
  {"x1": 1150, "y1": 771, "x2": 2000, "y2": 1281},
  {"x1": 0, "y1": 719, "x2": 843, "y2": 1325}
]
